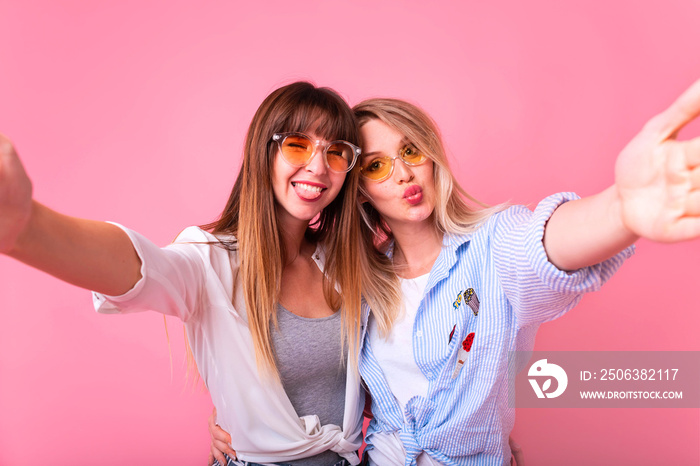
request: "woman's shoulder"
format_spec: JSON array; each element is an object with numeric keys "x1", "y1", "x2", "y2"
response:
[
  {"x1": 169, "y1": 226, "x2": 239, "y2": 268},
  {"x1": 171, "y1": 226, "x2": 238, "y2": 246},
  {"x1": 446, "y1": 202, "x2": 544, "y2": 249},
  {"x1": 489, "y1": 192, "x2": 581, "y2": 230}
]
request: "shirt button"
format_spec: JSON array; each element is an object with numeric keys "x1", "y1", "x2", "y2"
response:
[{"x1": 416, "y1": 330, "x2": 423, "y2": 337}]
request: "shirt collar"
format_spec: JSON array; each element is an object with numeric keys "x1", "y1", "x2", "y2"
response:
[
  {"x1": 424, "y1": 232, "x2": 471, "y2": 291},
  {"x1": 384, "y1": 230, "x2": 475, "y2": 295}
]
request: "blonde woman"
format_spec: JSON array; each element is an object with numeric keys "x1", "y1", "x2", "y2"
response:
[
  {"x1": 0, "y1": 82, "x2": 383, "y2": 465},
  {"x1": 351, "y1": 83, "x2": 700, "y2": 465}
]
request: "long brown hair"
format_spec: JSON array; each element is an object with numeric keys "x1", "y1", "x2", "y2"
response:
[
  {"x1": 353, "y1": 98, "x2": 505, "y2": 336},
  {"x1": 203, "y1": 82, "x2": 364, "y2": 374}
]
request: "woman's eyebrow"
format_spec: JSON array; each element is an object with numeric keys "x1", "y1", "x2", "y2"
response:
[{"x1": 362, "y1": 137, "x2": 412, "y2": 159}]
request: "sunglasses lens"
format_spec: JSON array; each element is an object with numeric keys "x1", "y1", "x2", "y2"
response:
[
  {"x1": 280, "y1": 135, "x2": 313, "y2": 165},
  {"x1": 326, "y1": 143, "x2": 354, "y2": 172},
  {"x1": 401, "y1": 145, "x2": 426, "y2": 165},
  {"x1": 360, "y1": 156, "x2": 392, "y2": 181}
]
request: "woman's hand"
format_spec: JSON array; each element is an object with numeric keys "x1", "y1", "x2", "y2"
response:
[
  {"x1": 0, "y1": 133, "x2": 142, "y2": 295},
  {"x1": 615, "y1": 78, "x2": 700, "y2": 242},
  {"x1": 0, "y1": 134, "x2": 33, "y2": 253},
  {"x1": 509, "y1": 435, "x2": 524, "y2": 466},
  {"x1": 544, "y1": 79, "x2": 700, "y2": 270},
  {"x1": 207, "y1": 408, "x2": 237, "y2": 466}
]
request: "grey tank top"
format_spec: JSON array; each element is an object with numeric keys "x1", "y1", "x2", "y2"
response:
[{"x1": 271, "y1": 304, "x2": 347, "y2": 466}]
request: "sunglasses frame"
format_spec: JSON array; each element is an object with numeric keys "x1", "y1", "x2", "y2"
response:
[
  {"x1": 271, "y1": 132, "x2": 361, "y2": 174},
  {"x1": 359, "y1": 146, "x2": 429, "y2": 182}
]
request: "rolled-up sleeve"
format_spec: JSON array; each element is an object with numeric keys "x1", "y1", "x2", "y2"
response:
[
  {"x1": 493, "y1": 192, "x2": 634, "y2": 327},
  {"x1": 92, "y1": 224, "x2": 209, "y2": 322}
]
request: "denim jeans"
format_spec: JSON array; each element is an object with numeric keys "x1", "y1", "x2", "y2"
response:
[{"x1": 214, "y1": 453, "x2": 353, "y2": 466}]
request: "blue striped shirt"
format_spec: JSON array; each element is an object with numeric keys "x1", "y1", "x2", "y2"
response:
[{"x1": 359, "y1": 192, "x2": 634, "y2": 466}]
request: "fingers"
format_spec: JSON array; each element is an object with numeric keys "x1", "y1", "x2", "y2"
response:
[
  {"x1": 209, "y1": 436, "x2": 237, "y2": 465},
  {"x1": 207, "y1": 407, "x2": 236, "y2": 464},
  {"x1": 646, "y1": 79, "x2": 700, "y2": 139},
  {"x1": 0, "y1": 133, "x2": 16, "y2": 152},
  {"x1": 684, "y1": 136, "x2": 700, "y2": 168},
  {"x1": 208, "y1": 407, "x2": 218, "y2": 430},
  {"x1": 509, "y1": 436, "x2": 524, "y2": 466},
  {"x1": 210, "y1": 443, "x2": 228, "y2": 466},
  {"x1": 208, "y1": 409, "x2": 236, "y2": 464},
  {"x1": 211, "y1": 422, "x2": 232, "y2": 445},
  {"x1": 209, "y1": 407, "x2": 232, "y2": 447},
  {"x1": 686, "y1": 190, "x2": 700, "y2": 217},
  {"x1": 667, "y1": 215, "x2": 700, "y2": 242},
  {"x1": 689, "y1": 166, "x2": 700, "y2": 190},
  {"x1": 0, "y1": 134, "x2": 33, "y2": 254},
  {"x1": 679, "y1": 137, "x2": 700, "y2": 217},
  {"x1": 512, "y1": 449, "x2": 525, "y2": 466},
  {"x1": 212, "y1": 436, "x2": 237, "y2": 460}
]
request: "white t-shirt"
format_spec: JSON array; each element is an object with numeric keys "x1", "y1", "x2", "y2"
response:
[
  {"x1": 367, "y1": 273, "x2": 440, "y2": 466},
  {"x1": 368, "y1": 273, "x2": 430, "y2": 414},
  {"x1": 92, "y1": 225, "x2": 364, "y2": 465}
]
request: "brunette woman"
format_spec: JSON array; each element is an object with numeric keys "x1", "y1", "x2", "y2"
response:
[{"x1": 0, "y1": 82, "x2": 383, "y2": 465}]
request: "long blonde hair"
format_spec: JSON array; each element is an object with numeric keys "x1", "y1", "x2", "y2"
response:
[
  {"x1": 353, "y1": 98, "x2": 505, "y2": 336},
  {"x1": 201, "y1": 82, "x2": 364, "y2": 374}
]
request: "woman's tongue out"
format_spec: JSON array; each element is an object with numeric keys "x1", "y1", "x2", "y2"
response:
[{"x1": 292, "y1": 181, "x2": 325, "y2": 201}]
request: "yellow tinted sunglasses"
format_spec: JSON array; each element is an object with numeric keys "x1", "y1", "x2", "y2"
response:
[{"x1": 359, "y1": 144, "x2": 428, "y2": 181}]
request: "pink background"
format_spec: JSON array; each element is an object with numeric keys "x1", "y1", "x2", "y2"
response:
[{"x1": 1, "y1": 1, "x2": 699, "y2": 465}]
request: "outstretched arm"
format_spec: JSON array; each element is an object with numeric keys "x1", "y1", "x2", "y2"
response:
[
  {"x1": 543, "y1": 79, "x2": 700, "y2": 271},
  {"x1": 0, "y1": 134, "x2": 141, "y2": 295}
]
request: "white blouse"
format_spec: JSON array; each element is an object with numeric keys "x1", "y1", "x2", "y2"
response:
[{"x1": 92, "y1": 224, "x2": 364, "y2": 465}]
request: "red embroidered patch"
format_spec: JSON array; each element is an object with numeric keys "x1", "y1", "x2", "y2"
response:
[
  {"x1": 448, "y1": 324, "x2": 456, "y2": 343},
  {"x1": 462, "y1": 332, "x2": 475, "y2": 352}
]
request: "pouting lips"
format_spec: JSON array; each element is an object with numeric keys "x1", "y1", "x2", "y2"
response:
[{"x1": 403, "y1": 185, "x2": 423, "y2": 205}]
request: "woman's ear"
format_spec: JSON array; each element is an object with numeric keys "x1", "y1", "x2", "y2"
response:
[{"x1": 357, "y1": 184, "x2": 371, "y2": 205}]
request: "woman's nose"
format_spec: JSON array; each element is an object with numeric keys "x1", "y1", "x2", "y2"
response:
[
  {"x1": 304, "y1": 145, "x2": 328, "y2": 175},
  {"x1": 392, "y1": 157, "x2": 414, "y2": 183}
]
